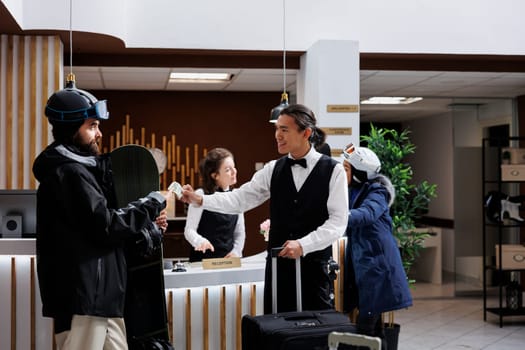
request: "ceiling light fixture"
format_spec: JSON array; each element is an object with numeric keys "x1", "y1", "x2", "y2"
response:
[
  {"x1": 269, "y1": 0, "x2": 288, "y2": 123},
  {"x1": 361, "y1": 97, "x2": 423, "y2": 105},
  {"x1": 169, "y1": 72, "x2": 232, "y2": 83},
  {"x1": 66, "y1": 0, "x2": 76, "y2": 88}
]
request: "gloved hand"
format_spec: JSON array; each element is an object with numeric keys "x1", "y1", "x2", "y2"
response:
[{"x1": 137, "y1": 222, "x2": 163, "y2": 257}]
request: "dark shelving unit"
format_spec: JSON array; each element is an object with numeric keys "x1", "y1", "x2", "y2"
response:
[{"x1": 482, "y1": 137, "x2": 525, "y2": 327}]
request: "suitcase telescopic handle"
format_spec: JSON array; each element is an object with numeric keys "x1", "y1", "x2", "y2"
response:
[
  {"x1": 271, "y1": 247, "x2": 302, "y2": 313},
  {"x1": 328, "y1": 332, "x2": 381, "y2": 350}
]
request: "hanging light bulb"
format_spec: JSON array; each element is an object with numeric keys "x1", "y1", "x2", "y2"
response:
[
  {"x1": 270, "y1": 92, "x2": 289, "y2": 123},
  {"x1": 269, "y1": 0, "x2": 288, "y2": 123},
  {"x1": 66, "y1": 0, "x2": 76, "y2": 89}
]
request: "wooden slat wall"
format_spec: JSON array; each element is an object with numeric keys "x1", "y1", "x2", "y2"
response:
[
  {"x1": 250, "y1": 284, "x2": 257, "y2": 316},
  {"x1": 202, "y1": 288, "x2": 209, "y2": 350},
  {"x1": 334, "y1": 237, "x2": 346, "y2": 312},
  {"x1": 29, "y1": 37, "x2": 37, "y2": 189},
  {"x1": 10, "y1": 258, "x2": 16, "y2": 350},
  {"x1": 16, "y1": 36, "x2": 25, "y2": 188},
  {"x1": 235, "y1": 285, "x2": 242, "y2": 350},
  {"x1": 5, "y1": 36, "x2": 14, "y2": 189},
  {"x1": 219, "y1": 287, "x2": 226, "y2": 350},
  {"x1": 0, "y1": 34, "x2": 61, "y2": 189},
  {"x1": 185, "y1": 290, "x2": 191, "y2": 350},
  {"x1": 102, "y1": 115, "x2": 205, "y2": 194}
]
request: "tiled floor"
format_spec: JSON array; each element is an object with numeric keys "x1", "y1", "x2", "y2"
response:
[{"x1": 395, "y1": 280, "x2": 525, "y2": 349}]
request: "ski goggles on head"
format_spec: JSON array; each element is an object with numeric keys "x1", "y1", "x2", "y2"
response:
[
  {"x1": 85, "y1": 100, "x2": 109, "y2": 120},
  {"x1": 342, "y1": 143, "x2": 381, "y2": 174},
  {"x1": 342, "y1": 143, "x2": 356, "y2": 161},
  {"x1": 342, "y1": 143, "x2": 368, "y2": 170},
  {"x1": 46, "y1": 100, "x2": 109, "y2": 122}
]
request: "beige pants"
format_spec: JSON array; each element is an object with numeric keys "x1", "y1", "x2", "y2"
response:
[{"x1": 55, "y1": 315, "x2": 128, "y2": 350}]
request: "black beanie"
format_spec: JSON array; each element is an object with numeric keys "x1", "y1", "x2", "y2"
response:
[{"x1": 50, "y1": 118, "x2": 84, "y2": 144}]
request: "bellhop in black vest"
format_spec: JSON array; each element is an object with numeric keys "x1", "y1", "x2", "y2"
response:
[
  {"x1": 189, "y1": 210, "x2": 238, "y2": 262},
  {"x1": 264, "y1": 154, "x2": 337, "y2": 313}
]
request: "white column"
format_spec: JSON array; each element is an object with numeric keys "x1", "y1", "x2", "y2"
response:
[{"x1": 297, "y1": 40, "x2": 360, "y2": 154}]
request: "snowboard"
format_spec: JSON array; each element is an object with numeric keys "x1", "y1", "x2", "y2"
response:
[{"x1": 110, "y1": 144, "x2": 170, "y2": 348}]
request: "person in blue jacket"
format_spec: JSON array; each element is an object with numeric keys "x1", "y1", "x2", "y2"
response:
[{"x1": 342, "y1": 143, "x2": 412, "y2": 349}]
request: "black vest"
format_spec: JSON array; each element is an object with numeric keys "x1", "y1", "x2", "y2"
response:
[
  {"x1": 269, "y1": 154, "x2": 336, "y2": 260},
  {"x1": 189, "y1": 210, "x2": 238, "y2": 262}
]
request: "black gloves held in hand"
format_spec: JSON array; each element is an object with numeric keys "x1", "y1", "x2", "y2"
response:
[{"x1": 136, "y1": 222, "x2": 163, "y2": 258}]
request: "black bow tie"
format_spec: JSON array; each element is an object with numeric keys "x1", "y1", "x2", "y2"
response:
[{"x1": 286, "y1": 157, "x2": 307, "y2": 168}]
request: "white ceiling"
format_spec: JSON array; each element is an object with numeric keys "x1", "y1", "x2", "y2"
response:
[{"x1": 71, "y1": 66, "x2": 525, "y2": 123}]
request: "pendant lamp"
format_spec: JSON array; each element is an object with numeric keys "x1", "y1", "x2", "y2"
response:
[
  {"x1": 65, "y1": 0, "x2": 76, "y2": 89},
  {"x1": 269, "y1": 0, "x2": 288, "y2": 123}
]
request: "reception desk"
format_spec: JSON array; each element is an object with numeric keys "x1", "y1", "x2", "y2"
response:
[
  {"x1": 164, "y1": 255, "x2": 266, "y2": 350},
  {"x1": 0, "y1": 240, "x2": 53, "y2": 350},
  {"x1": 0, "y1": 239, "x2": 267, "y2": 350},
  {"x1": 0, "y1": 239, "x2": 345, "y2": 350}
]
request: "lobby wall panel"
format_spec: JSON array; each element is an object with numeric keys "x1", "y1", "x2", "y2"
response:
[{"x1": 0, "y1": 35, "x2": 60, "y2": 189}]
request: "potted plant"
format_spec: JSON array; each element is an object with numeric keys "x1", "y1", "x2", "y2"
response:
[{"x1": 361, "y1": 124, "x2": 437, "y2": 283}]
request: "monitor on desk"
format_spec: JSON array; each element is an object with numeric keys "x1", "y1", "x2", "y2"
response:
[{"x1": 0, "y1": 190, "x2": 37, "y2": 238}]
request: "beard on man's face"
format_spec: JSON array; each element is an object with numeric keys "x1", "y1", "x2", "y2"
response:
[
  {"x1": 85, "y1": 140, "x2": 101, "y2": 156},
  {"x1": 73, "y1": 133, "x2": 101, "y2": 156}
]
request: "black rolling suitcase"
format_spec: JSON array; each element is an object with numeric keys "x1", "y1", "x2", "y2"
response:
[{"x1": 242, "y1": 247, "x2": 356, "y2": 350}]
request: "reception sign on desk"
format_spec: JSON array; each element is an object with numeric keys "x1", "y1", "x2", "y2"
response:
[{"x1": 202, "y1": 257, "x2": 241, "y2": 269}]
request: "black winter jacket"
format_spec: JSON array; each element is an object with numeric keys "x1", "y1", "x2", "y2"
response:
[{"x1": 32, "y1": 143, "x2": 165, "y2": 332}]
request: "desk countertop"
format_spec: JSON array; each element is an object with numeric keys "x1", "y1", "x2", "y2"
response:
[
  {"x1": 163, "y1": 252, "x2": 266, "y2": 288},
  {"x1": 0, "y1": 238, "x2": 35, "y2": 255},
  {"x1": 0, "y1": 239, "x2": 267, "y2": 289}
]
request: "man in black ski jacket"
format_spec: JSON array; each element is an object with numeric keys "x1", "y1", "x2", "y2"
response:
[{"x1": 33, "y1": 78, "x2": 170, "y2": 350}]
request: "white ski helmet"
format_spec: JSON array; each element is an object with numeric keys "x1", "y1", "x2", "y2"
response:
[{"x1": 342, "y1": 144, "x2": 381, "y2": 181}]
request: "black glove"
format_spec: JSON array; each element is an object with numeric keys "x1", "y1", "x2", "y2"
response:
[{"x1": 136, "y1": 222, "x2": 163, "y2": 258}]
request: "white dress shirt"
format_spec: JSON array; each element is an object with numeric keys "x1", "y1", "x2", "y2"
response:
[
  {"x1": 185, "y1": 188, "x2": 246, "y2": 257},
  {"x1": 202, "y1": 147, "x2": 349, "y2": 256}
]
